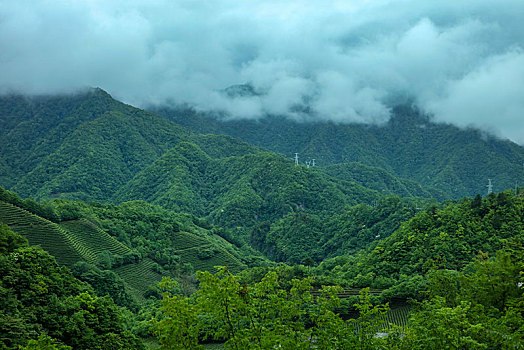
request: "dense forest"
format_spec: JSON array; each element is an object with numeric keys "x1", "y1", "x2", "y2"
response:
[
  {"x1": 1, "y1": 90, "x2": 523, "y2": 349},
  {"x1": 152, "y1": 102, "x2": 524, "y2": 199}
]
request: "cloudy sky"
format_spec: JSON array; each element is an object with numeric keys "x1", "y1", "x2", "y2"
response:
[{"x1": 1, "y1": 0, "x2": 524, "y2": 143}]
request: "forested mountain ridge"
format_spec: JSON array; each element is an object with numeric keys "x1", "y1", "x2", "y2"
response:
[
  {"x1": 2, "y1": 89, "x2": 488, "y2": 205},
  {"x1": 113, "y1": 144, "x2": 379, "y2": 225},
  {"x1": 0, "y1": 89, "x2": 384, "y2": 205},
  {"x1": 0, "y1": 89, "x2": 190, "y2": 201},
  {"x1": 152, "y1": 104, "x2": 524, "y2": 198}
]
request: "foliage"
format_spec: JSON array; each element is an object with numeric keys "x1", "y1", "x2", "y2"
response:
[
  {"x1": 153, "y1": 267, "x2": 395, "y2": 349},
  {"x1": 18, "y1": 334, "x2": 71, "y2": 350},
  {"x1": 316, "y1": 192, "x2": 524, "y2": 298},
  {"x1": 320, "y1": 196, "x2": 422, "y2": 258},
  {"x1": 402, "y1": 241, "x2": 524, "y2": 349},
  {"x1": 153, "y1": 277, "x2": 202, "y2": 350},
  {"x1": 0, "y1": 227, "x2": 144, "y2": 349},
  {"x1": 71, "y1": 261, "x2": 139, "y2": 310},
  {"x1": 322, "y1": 162, "x2": 444, "y2": 199}
]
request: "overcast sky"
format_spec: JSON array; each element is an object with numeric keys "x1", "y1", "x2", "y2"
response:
[{"x1": 1, "y1": 0, "x2": 524, "y2": 143}]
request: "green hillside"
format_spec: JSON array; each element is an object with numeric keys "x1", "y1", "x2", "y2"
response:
[
  {"x1": 0, "y1": 200, "x2": 83, "y2": 266},
  {"x1": 153, "y1": 105, "x2": 524, "y2": 198},
  {"x1": 322, "y1": 162, "x2": 445, "y2": 199},
  {"x1": 315, "y1": 190, "x2": 524, "y2": 298},
  {"x1": 113, "y1": 141, "x2": 440, "y2": 264},
  {"x1": 112, "y1": 142, "x2": 380, "y2": 240},
  {"x1": 0, "y1": 187, "x2": 247, "y2": 300},
  {"x1": 320, "y1": 195, "x2": 426, "y2": 258},
  {"x1": 59, "y1": 219, "x2": 130, "y2": 263},
  {"x1": 0, "y1": 89, "x2": 190, "y2": 201},
  {"x1": 49, "y1": 197, "x2": 248, "y2": 273}
]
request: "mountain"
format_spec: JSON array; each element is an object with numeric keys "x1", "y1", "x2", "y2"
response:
[
  {"x1": 113, "y1": 143, "x2": 379, "y2": 225},
  {"x1": 2, "y1": 89, "x2": 440, "y2": 266},
  {"x1": 0, "y1": 88, "x2": 190, "y2": 201},
  {"x1": 322, "y1": 162, "x2": 444, "y2": 199},
  {"x1": 0, "y1": 89, "x2": 451, "y2": 205},
  {"x1": 4, "y1": 88, "x2": 522, "y2": 265},
  {"x1": 151, "y1": 104, "x2": 524, "y2": 199}
]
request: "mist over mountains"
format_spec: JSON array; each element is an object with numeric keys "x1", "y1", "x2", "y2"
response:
[
  {"x1": 152, "y1": 102, "x2": 524, "y2": 199},
  {"x1": 1, "y1": 0, "x2": 524, "y2": 143},
  {"x1": 1, "y1": 88, "x2": 523, "y2": 205}
]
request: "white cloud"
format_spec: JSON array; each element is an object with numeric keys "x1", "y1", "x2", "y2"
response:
[
  {"x1": 1, "y1": 0, "x2": 524, "y2": 142},
  {"x1": 424, "y1": 49, "x2": 524, "y2": 144}
]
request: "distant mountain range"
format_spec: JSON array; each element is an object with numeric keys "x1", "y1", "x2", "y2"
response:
[{"x1": 151, "y1": 103, "x2": 524, "y2": 199}]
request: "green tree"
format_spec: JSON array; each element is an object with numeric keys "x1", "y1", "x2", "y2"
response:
[
  {"x1": 19, "y1": 334, "x2": 71, "y2": 350},
  {"x1": 154, "y1": 278, "x2": 201, "y2": 350},
  {"x1": 154, "y1": 267, "x2": 393, "y2": 349}
]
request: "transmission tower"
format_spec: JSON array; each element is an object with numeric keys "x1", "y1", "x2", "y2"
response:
[
  {"x1": 487, "y1": 179, "x2": 493, "y2": 195},
  {"x1": 312, "y1": 159, "x2": 316, "y2": 167},
  {"x1": 294, "y1": 153, "x2": 299, "y2": 166}
]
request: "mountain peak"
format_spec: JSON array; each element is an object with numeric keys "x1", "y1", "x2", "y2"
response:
[{"x1": 223, "y1": 84, "x2": 259, "y2": 98}]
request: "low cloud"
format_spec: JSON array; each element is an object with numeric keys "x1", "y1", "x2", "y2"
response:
[{"x1": 1, "y1": 0, "x2": 523, "y2": 143}]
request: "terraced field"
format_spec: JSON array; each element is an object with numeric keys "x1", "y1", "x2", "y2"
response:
[
  {"x1": 113, "y1": 258, "x2": 163, "y2": 301},
  {"x1": 169, "y1": 229, "x2": 245, "y2": 273},
  {"x1": 0, "y1": 201, "x2": 136, "y2": 267},
  {"x1": 311, "y1": 287, "x2": 383, "y2": 299},
  {"x1": 0, "y1": 201, "x2": 82, "y2": 266},
  {"x1": 0, "y1": 201, "x2": 52, "y2": 226},
  {"x1": 177, "y1": 244, "x2": 244, "y2": 273},
  {"x1": 60, "y1": 219, "x2": 130, "y2": 263},
  {"x1": 1, "y1": 199, "x2": 246, "y2": 304},
  {"x1": 311, "y1": 286, "x2": 411, "y2": 330},
  {"x1": 171, "y1": 231, "x2": 211, "y2": 250},
  {"x1": 384, "y1": 303, "x2": 411, "y2": 329}
]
